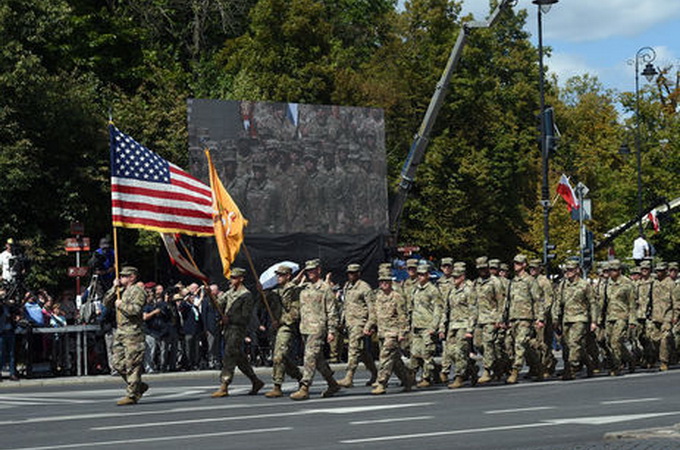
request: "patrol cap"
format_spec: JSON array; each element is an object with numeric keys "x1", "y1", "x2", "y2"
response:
[
  {"x1": 669, "y1": 262, "x2": 679, "y2": 271},
  {"x1": 608, "y1": 259, "x2": 622, "y2": 270},
  {"x1": 454, "y1": 261, "x2": 466, "y2": 270},
  {"x1": 406, "y1": 258, "x2": 419, "y2": 269},
  {"x1": 120, "y1": 266, "x2": 139, "y2": 276},
  {"x1": 275, "y1": 265, "x2": 293, "y2": 275},
  {"x1": 452, "y1": 268, "x2": 465, "y2": 277},
  {"x1": 416, "y1": 265, "x2": 430, "y2": 275},
  {"x1": 346, "y1": 263, "x2": 362, "y2": 273},
  {"x1": 378, "y1": 271, "x2": 393, "y2": 282},
  {"x1": 564, "y1": 260, "x2": 579, "y2": 270},
  {"x1": 304, "y1": 259, "x2": 320, "y2": 271},
  {"x1": 630, "y1": 266, "x2": 641, "y2": 275},
  {"x1": 655, "y1": 262, "x2": 668, "y2": 271},
  {"x1": 499, "y1": 263, "x2": 510, "y2": 271},
  {"x1": 488, "y1": 259, "x2": 501, "y2": 269},
  {"x1": 440, "y1": 257, "x2": 453, "y2": 267},
  {"x1": 529, "y1": 259, "x2": 542, "y2": 269},
  {"x1": 230, "y1": 267, "x2": 246, "y2": 277},
  {"x1": 379, "y1": 263, "x2": 392, "y2": 271},
  {"x1": 513, "y1": 254, "x2": 528, "y2": 264},
  {"x1": 640, "y1": 260, "x2": 652, "y2": 269},
  {"x1": 475, "y1": 256, "x2": 489, "y2": 269}
]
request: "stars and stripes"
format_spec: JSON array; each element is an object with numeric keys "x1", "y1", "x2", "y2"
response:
[{"x1": 110, "y1": 126, "x2": 214, "y2": 236}]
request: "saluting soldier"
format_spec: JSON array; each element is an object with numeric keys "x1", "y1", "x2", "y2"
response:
[
  {"x1": 553, "y1": 261, "x2": 598, "y2": 380},
  {"x1": 409, "y1": 264, "x2": 443, "y2": 387},
  {"x1": 646, "y1": 262, "x2": 676, "y2": 371},
  {"x1": 290, "y1": 260, "x2": 341, "y2": 400},
  {"x1": 103, "y1": 266, "x2": 148, "y2": 406},
  {"x1": 439, "y1": 265, "x2": 478, "y2": 388},
  {"x1": 338, "y1": 264, "x2": 378, "y2": 388},
  {"x1": 264, "y1": 265, "x2": 303, "y2": 398},
  {"x1": 366, "y1": 270, "x2": 412, "y2": 394},
  {"x1": 473, "y1": 257, "x2": 505, "y2": 384},
  {"x1": 212, "y1": 268, "x2": 264, "y2": 397}
]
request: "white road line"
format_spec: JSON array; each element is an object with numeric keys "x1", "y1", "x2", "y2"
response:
[
  {"x1": 600, "y1": 398, "x2": 660, "y2": 405},
  {"x1": 485, "y1": 406, "x2": 556, "y2": 414},
  {"x1": 341, "y1": 422, "x2": 555, "y2": 444},
  {"x1": 350, "y1": 416, "x2": 434, "y2": 425},
  {"x1": 4, "y1": 426, "x2": 293, "y2": 450}
]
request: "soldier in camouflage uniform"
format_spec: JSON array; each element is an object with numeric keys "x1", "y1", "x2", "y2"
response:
[
  {"x1": 212, "y1": 268, "x2": 264, "y2": 397},
  {"x1": 436, "y1": 257, "x2": 455, "y2": 383},
  {"x1": 439, "y1": 266, "x2": 478, "y2": 388},
  {"x1": 290, "y1": 260, "x2": 341, "y2": 400},
  {"x1": 264, "y1": 265, "x2": 303, "y2": 398},
  {"x1": 338, "y1": 264, "x2": 378, "y2": 388},
  {"x1": 669, "y1": 262, "x2": 680, "y2": 361},
  {"x1": 529, "y1": 259, "x2": 556, "y2": 378},
  {"x1": 473, "y1": 257, "x2": 505, "y2": 384},
  {"x1": 367, "y1": 270, "x2": 412, "y2": 395},
  {"x1": 599, "y1": 260, "x2": 636, "y2": 376},
  {"x1": 103, "y1": 266, "x2": 148, "y2": 406},
  {"x1": 632, "y1": 261, "x2": 654, "y2": 367},
  {"x1": 553, "y1": 261, "x2": 597, "y2": 380},
  {"x1": 409, "y1": 265, "x2": 443, "y2": 387},
  {"x1": 646, "y1": 262, "x2": 676, "y2": 371},
  {"x1": 505, "y1": 254, "x2": 544, "y2": 384}
]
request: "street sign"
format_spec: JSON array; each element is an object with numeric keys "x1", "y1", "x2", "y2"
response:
[
  {"x1": 70, "y1": 222, "x2": 85, "y2": 236},
  {"x1": 65, "y1": 237, "x2": 90, "y2": 252},
  {"x1": 571, "y1": 199, "x2": 592, "y2": 221},
  {"x1": 67, "y1": 266, "x2": 89, "y2": 278},
  {"x1": 397, "y1": 246, "x2": 420, "y2": 256}
]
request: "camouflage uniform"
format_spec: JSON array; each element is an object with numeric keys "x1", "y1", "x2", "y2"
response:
[
  {"x1": 645, "y1": 269, "x2": 675, "y2": 368},
  {"x1": 531, "y1": 268, "x2": 556, "y2": 376},
  {"x1": 439, "y1": 279, "x2": 477, "y2": 381},
  {"x1": 217, "y1": 283, "x2": 260, "y2": 386},
  {"x1": 506, "y1": 271, "x2": 543, "y2": 373},
  {"x1": 340, "y1": 274, "x2": 377, "y2": 384},
  {"x1": 635, "y1": 273, "x2": 655, "y2": 366},
  {"x1": 600, "y1": 267, "x2": 636, "y2": 374},
  {"x1": 409, "y1": 274, "x2": 443, "y2": 383},
  {"x1": 270, "y1": 280, "x2": 302, "y2": 385},
  {"x1": 104, "y1": 276, "x2": 146, "y2": 402},
  {"x1": 473, "y1": 271, "x2": 505, "y2": 379}
]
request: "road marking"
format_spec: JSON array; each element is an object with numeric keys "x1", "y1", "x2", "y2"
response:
[
  {"x1": 544, "y1": 411, "x2": 680, "y2": 425},
  {"x1": 600, "y1": 398, "x2": 660, "y2": 405},
  {"x1": 91, "y1": 402, "x2": 434, "y2": 431},
  {"x1": 4, "y1": 427, "x2": 293, "y2": 450},
  {"x1": 350, "y1": 416, "x2": 434, "y2": 425},
  {"x1": 485, "y1": 406, "x2": 556, "y2": 414}
]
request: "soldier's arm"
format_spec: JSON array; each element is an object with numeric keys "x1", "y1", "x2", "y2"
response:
[
  {"x1": 119, "y1": 287, "x2": 145, "y2": 317},
  {"x1": 531, "y1": 279, "x2": 545, "y2": 322},
  {"x1": 239, "y1": 291, "x2": 255, "y2": 327},
  {"x1": 364, "y1": 291, "x2": 377, "y2": 334},
  {"x1": 627, "y1": 284, "x2": 637, "y2": 324},
  {"x1": 430, "y1": 288, "x2": 444, "y2": 334},
  {"x1": 325, "y1": 288, "x2": 339, "y2": 336},
  {"x1": 467, "y1": 288, "x2": 477, "y2": 334},
  {"x1": 396, "y1": 292, "x2": 409, "y2": 339},
  {"x1": 437, "y1": 290, "x2": 450, "y2": 336},
  {"x1": 103, "y1": 285, "x2": 118, "y2": 308}
]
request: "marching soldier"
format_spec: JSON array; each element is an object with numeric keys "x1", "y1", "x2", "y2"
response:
[
  {"x1": 264, "y1": 265, "x2": 303, "y2": 398},
  {"x1": 212, "y1": 268, "x2": 264, "y2": 397},
  {"x1": 290, "y1": 260, "x2": 341, "y2": 400},
  {"x1": 553, "y1": 261, "x2": 597, "y2": 380},
  {"x1": 633, "y1": 260, "x2": 654, "y2": 367},
  {"x1": 505, "y1": 254, "x2": 544, "y2": 384},
  {"x1": 473, "y1": 257, "x2": 505, "y2": 384},
  {"x1": 646, "y1": 262, "x2": 676, "y2": 371},
  {"x1": 599, "y1": 260, "x2": 636, "y2": 376},
  {"x1": 669, "y1": 262, "x2": 680, "y2": 360},
  {"x1": 439, "y1": 265, "x2": 478, "y2": 388},
  {"x1": 409, "y1": 264, "x2": 443, "y2": 387},
  {"x1": 338, "y1": 264, "x2": 378, "y2": 388},
  {"x1": 529, "y1": 259, "x2": 556, "y2": 379},
  {"x1": 366, "y1": 270, "x2": 412, "y2": 394},
  {"x1": 437, "y1": 258, "x2": 456, "y2": 299},
  {"x1": 103, "y1": 266, "x2": 148, "y2": 405}
]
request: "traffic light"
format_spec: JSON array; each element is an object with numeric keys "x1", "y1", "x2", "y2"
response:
[
  {"x1": 543, "y1": 107, "x2": 558, "y2": 155},
  {"x1": 544, "y1": 242, "x2": 557, "y2": 261}
]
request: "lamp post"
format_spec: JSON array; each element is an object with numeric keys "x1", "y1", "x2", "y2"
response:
[
  {"x1": 632, "y1": 47, "x2": 658, "y2": 235},
  {"x1": 534, "y1": 0, "x2": 558, "y2": 269}
]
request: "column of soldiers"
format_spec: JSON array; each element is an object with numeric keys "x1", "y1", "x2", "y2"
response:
[{"x1": 109, "y1": 257, "x2": 679, "y2": 404}]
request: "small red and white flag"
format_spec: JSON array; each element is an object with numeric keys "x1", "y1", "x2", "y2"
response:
[
  {"x1": 647, "y1": 209, "x2": 660, "y2": 232},
  {"x1": 556, "y1": 174, "x2": 579, "y2": 212}
]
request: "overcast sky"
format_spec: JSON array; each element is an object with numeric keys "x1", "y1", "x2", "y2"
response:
[{"x1": 399, "y1": 0, "x2": 680, "y2": 95}]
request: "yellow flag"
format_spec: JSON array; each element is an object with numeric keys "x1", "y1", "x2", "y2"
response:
[{"x1": 205, "y1": 150, "x2": 248, "y2": 278}]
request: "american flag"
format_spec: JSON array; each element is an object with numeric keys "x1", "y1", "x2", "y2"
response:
[{"x1": 110, "y1": 126, "x2": 214, "y2": 236}]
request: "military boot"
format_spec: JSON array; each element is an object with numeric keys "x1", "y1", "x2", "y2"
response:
[
  {"x1": 660, "y1": 363, "x2": 669, "y2": 371},
  {"x1": 478, "y1": 369, "x2": 493, "y2": 384},
  {"x1": 210, "y1": 383, "x2": 229, "y2": 398},
  {"x1": 365, "y1": 371, "x2": 378, "y2": 387},
  {"x1": 290, "y1": 384, "x2": 310, "y2": 401},
  {"x1": 448, "y1": 376, "x2": 464, "y2": 389},
  {"x1": 249, "y1": 378, "x2": 265, "y2": 395},
  {"x1": 322, "y1": 379, "x2": 342, "y2": 398},
  {"x1": 116, "y1": 396, "x2": 137, "y2": 406},
  {"x1": 371, "y1": 383, "x2": 387, "y2": 395},
  {"x1": 439, "y1": 372, "x2": 449, "y2": 384},
  {"x1": 506, "y1": 368, "x2": 519, "y2": 384},
  {"x1": 416, "y1": 378, "x2": 431, "y2": 388},
  {"x1": 562, "y1": 367, "x2": 575, "y2": 381},
  {"x1": 337, "y1": 370, "x2": 355, "y2": 388},
  {"x1": 264, "y1": 384, "x2": 283, "y2": 398}
]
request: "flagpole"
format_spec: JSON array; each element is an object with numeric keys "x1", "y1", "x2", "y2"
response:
[
  {"x1": 241, "y1": 243, "x2": 276, "y2": 325},
  {"x1": 112, "y1": 227, "x2": 122, "y2": 325}
]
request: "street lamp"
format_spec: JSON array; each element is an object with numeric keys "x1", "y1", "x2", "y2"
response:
[
  {"x1": 533, "y1": 0, "x2": 558, "y2": 269},
  {"x1": 631, "y1": 47, "x2": 658, "y2": 235}
]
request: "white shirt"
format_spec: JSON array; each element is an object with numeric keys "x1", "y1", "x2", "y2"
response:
[
  {"x1": 0, "y1": 250, "x2": 14, "y2": 282},
  {"x1": 632, "y1": 237, "x2": 650, "y2": 260}
]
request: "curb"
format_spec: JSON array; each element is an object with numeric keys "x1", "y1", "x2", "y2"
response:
[{"x1": 604, "y1": 423, "x2": 680, "y2": 441}]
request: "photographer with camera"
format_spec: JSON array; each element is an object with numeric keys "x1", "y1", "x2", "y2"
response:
[{"x1": 0, "y1": 287, "x2": 20, "y2": 381}]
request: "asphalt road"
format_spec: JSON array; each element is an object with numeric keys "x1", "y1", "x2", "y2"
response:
[{"x1": 2, "y1": 368, "x2": 680, "y2": 450}]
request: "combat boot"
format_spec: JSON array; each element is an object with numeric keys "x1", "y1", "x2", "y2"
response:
[
  {"x1": 337, "y1": 370, "x2": 355, "y2": 388},
  {"x1": 264, "y1": 384, "x2": 283, "y2": 398},
  {"x1": 322, "y1": 379, "x2": 342, "y2": 398},
  {"x1": 365, "y1": 371, "x2": 378, "y2": 387},
  {"x1": 478, "y1": 369, "x2": 493, "y2": 384},
  {"x1": 210, "y1": 383, "x2": 229, "y2": 398},
  {"x1": 506, "y1": 368, "x2": 519, "y2": 385},
  {"x1": 290, "y1": 384, "x2": 310, "y2": 401},
  {"x1": 439, "y1": 372, "x2": 449, "y2": 384},
  {"x1": 116, "y1": 396, "x2": 137, "y2": 406},
  {"x1": 448, "y1": 376, "x2": 464, "y2": 389},
  {"x1": 249, "y1": 378, "x2": 265, "y2": 395},
  {"x1": 562, "y1": 367, "x2": 575, "y2": 381},
  {"x1": 416, "y1": 379, "x2": 431, "y2": 388},
  {"x1": 371, "y1": 383, "x2": 387, "y2": 395},
  {"x1": 660, "y1": 363, "x2": 669, "y2": 371}
]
